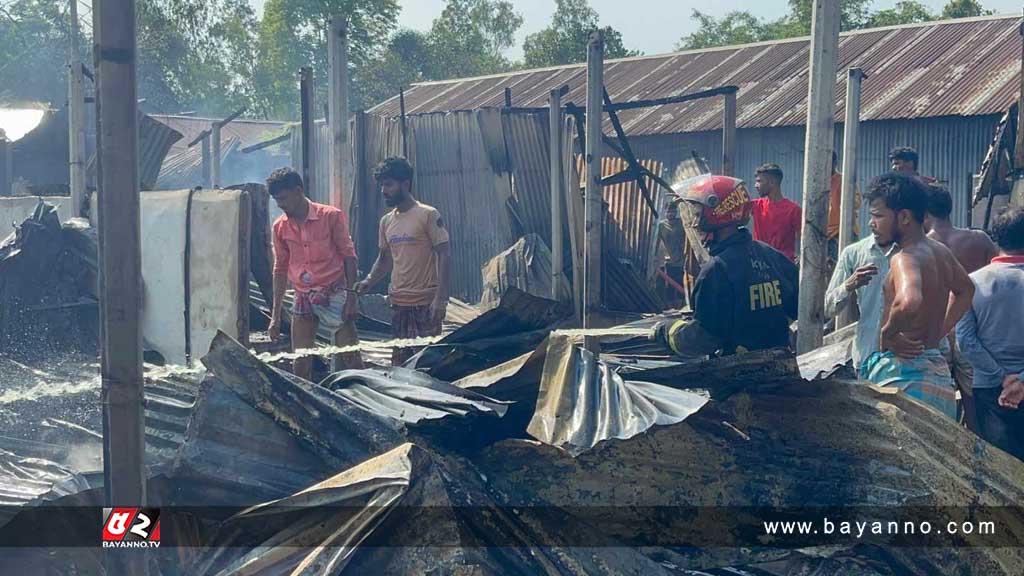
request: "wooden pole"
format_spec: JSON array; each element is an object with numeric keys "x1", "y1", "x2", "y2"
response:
[
  {"x1": 837, "y1": 68, "x2": 864, "y2": 329},
  {"x1": 211, "y1": 122, "x2": 221, "y2": 188},
  {"x1": 201, "y1": 136, "x2": 211, "y2": 187},
  {"x1": 1015, "y1": 9, "x2": 1024, "y2": 170},
  {"x1": 722, "y1": 91, "x2": 737, "y2": 176},
  {"x1": 328, "y1": 17, "x2": 350, "y2": 212},
  {"x1": 549, "y1": 87, "x2": 566, "y2": 302},
  {"x1": 584, "y1": 30, "x2": 604, "y2": 334},
  {"x1": 300, "y1": 67, "x2": 316, "y2": 200},
  {"x1": 1008, "y1": 10, "x2": 1024, "y2": 211},
  {"x1": 68, "y1": 0, "x2": 86, "y2": 215},
  {"x1": 399, "y1": 88, "x2": 409, "y2": 159},
  {"x1": 796, "y1": 0, "x2": 841, "y2": 354},
  {"x1": 94, "y1": 0, "x2": 146, "y2": 551},
  {"x1": 0, "y1": 137, "x2": 10, "y2": 197}
]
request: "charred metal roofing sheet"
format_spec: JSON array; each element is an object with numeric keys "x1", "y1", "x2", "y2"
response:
[{"x1": 369, "y1": 16, "x2": 1022, "y2": 136}]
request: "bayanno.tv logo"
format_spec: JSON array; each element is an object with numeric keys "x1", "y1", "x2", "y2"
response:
[{"x1": 101, "y1": 508, "x2": 161, "y2": 549}]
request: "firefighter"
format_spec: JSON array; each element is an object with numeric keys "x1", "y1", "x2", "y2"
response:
[{"x1": 653, "y1": 174, "x2": 799, "y2": 358}]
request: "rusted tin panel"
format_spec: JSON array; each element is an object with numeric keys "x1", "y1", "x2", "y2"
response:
[{"x1": 370, "y1": 16, "x2": 1021, "y2": 137}]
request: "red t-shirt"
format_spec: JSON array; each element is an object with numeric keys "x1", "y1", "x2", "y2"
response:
[{"x1": 751, "y1": 197, "x2": 801, "y2": 261}]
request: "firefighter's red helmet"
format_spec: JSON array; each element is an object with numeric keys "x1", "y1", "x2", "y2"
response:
[{"x1": 675, "y1": 174, "x2": 751, "y2": 232}]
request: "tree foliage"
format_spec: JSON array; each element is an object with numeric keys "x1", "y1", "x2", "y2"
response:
[
  {"x1": 676, "y1": 0, "x2": 996, "y2": 51},
  {"x1": 865, "y1": 1, "x2": 935, "y2": 28},
  {"x1": 254, "y1": 0, "x2": 401, "y2": 119},
  {"x1": 677, "y1": 10, "x2": 775, "y2": 50},
  {"x1": 941, "y1": 0, "x2": 993, "y2": 19},
  {"x1": 522, "y1": 0, "x2": 639, "y2": 68},
  {"x1": 0, "y1": 0, "x2": 71, "y2": 106}
]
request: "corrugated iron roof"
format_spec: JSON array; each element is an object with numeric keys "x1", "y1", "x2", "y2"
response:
[
  {"x1": 369, "y1": 15, "x2": 1023, "y2": 136},
  {"x1": 150, "y1": 114, "x2": 291, "y2": 155}
]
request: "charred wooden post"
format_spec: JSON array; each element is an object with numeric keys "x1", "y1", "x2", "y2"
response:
[
  {"x1": 584, "y1": 30, "x2": 604, "y2": 340},
  {"x1": 399, "y1": 88, "x2": 409, "y2": 159},
  {"x1": 796, "y1": 0, "x2": 841, "y2": 354},
  {"x1": 722, "y1": 91, "x2": 737, "y2": 177},
  {"x1": 300, "y1": 67, "x2": 316, "y2": 199},
  {"x1": 549, "y1": 86, "x2": 567, "y2": 303}
]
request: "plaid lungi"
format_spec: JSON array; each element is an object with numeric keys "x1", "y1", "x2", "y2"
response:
[
  {"x1": 391, "y1": 304, "x2": 442, "y2": 339},
  {"x1": 864, "y1": 349, "x2": 957, "y2": 420}
]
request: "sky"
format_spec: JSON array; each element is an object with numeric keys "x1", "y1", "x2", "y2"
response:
[{"x1": 251, "y1": 0, "x2": 1023, "y2": 60}]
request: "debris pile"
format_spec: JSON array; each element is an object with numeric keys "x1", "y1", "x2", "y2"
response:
[{"x1": 3, "y1": 240, "x2": 1024, "y2": 575}]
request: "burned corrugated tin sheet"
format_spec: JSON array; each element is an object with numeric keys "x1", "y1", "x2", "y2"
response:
[
  {"x1": 480, "y1": 233, "x2": 568, "y2": 310},
  {"x1": 12, "y1": 108, "x2": 182, "y2": 193},
  {"x1": 370, "y1": 16, "x2": 1022, "y2": 137},
  {"x1": 477, "y1": 376, "x2": 1024, "y2": 573},
  {"x1": 527, "y1": 334, "x2": 707, "y2": 455},
  {"x1": 155, "y1": 137, "x2": 240, "y2": 190},
  {"x1": 150, "y1": 115, "x2": 290, "y2": 157}
]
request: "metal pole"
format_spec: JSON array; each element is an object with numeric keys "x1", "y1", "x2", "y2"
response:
[
  {"x1": 93, "y1": 0, "x2": 146, "y2": 558},
  {"x1": 328, "y1": 17, "x2": 350, "y2": 212},
  {"x1": 837, "y1": 68, "x2": 864, "y2": 329},
  {"x1": 722, "y1": 91, "x2": 737, "y2": 176},
  {"x1": 796, "y1": 0, "x2": 841, "y2": 354},
  {"x1": 300, "y1": 67, "x2": 315, "y2": 199},
  {"x1": 68, "y1": 0, "x2": 86, "y2": 215},
  {"x1": 549, "y1": 87, "x2": 565, "y2": 302},
  {"x1": 584, "y1": 30, "x2": 604, "y2": 333},
  {"x1": 210, "y1": 122, "x2": 221, "y2": 188}
]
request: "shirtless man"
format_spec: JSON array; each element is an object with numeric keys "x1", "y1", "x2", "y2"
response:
[
  {"x1": 925, "y1": 185, "x2": 998, "y2": 274},
  {"x1": 862, "y1": 172, "x2": 975, "y2": 420},
  {"x1": 924, "y1": 184, "x2": 998, "y2": 428}
]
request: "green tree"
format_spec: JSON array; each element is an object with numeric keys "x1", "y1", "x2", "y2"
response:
[
  {"x1": 522, "y1": 0, "x2": 639, "y2": 68},
  {"x1": 135, "y1": 0, "x2": 260, "y2": 115},
  {"x1": 350, "y1": 29, "x2": 432, "y2": 111},
  {"x1": 0, "y1": 0, "x2": 71, "y2": 106},
  {"x1": 254, "y1": 0, "x2": 400, "y2": 118},
  {"x1": 941, "y1": 0, "x2": 993, "y2": 19},
  {"x1": 865, "y1": 1, "x2": 934, "y2": 27},
  {"x1": 424, "y1": 0, "x2": 522, "y2": 80},
  {"x1": 772, "y1": 0, "x2": 873, "y2": 37},
  {"x1": 676, "y1": 10, "x2": 774, "y2": 50},
  {"x1": 352, "y1": 0, "x2": 523, "y2": 110}
]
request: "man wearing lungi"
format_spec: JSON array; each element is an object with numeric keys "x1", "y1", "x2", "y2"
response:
[
  {"x1": 356, "y1": 157, "x2": 451, "y2": 366},
  {"x1": 862, "y1": 172, "x2": 975, "y2": 419}
]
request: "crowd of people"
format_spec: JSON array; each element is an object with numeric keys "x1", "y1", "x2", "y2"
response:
[
  {"x1": 264, "y1": 147, "x2": 1021, "y2": 464},
  {"x1": 656, "y1": 146, "x2": 1023, "y2": 460}
]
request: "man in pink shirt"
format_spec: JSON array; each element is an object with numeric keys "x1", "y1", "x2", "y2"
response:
[
  {"x1": 752, "y1": 163, "x2": 802, "y2": 262},
  {"x1": 267, "y1": 168, "x2": 362, "y2": 380}
]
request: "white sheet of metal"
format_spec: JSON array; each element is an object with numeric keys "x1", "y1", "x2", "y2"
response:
[{"x1": 89, "y1": 189, "x2": 243, "y2": 365}]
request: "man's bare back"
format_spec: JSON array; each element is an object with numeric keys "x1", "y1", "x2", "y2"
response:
[
  {"x1": 881, "y1": 237, "x2": 973, "y2": 354},
  {"x1": 928, "y1": 226, "x2": 998, "y2": 274}
]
